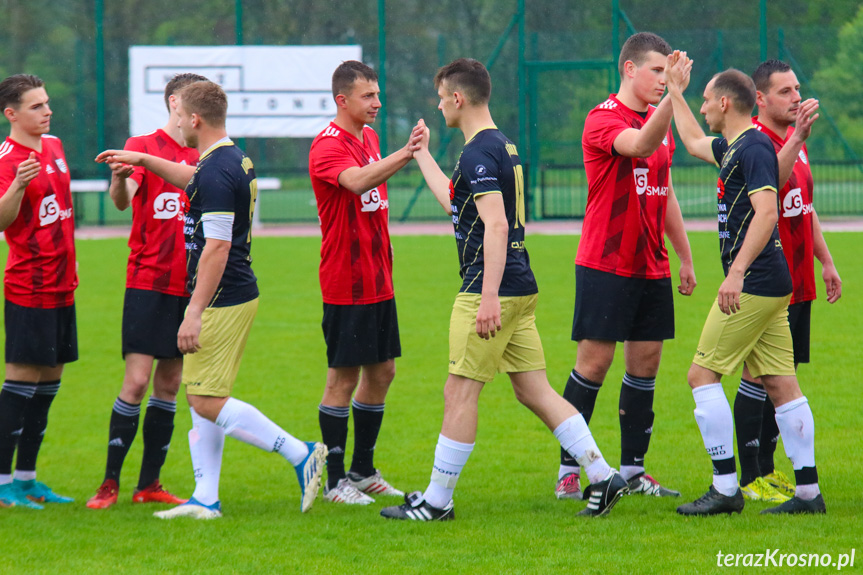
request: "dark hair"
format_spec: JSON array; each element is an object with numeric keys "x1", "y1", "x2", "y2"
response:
[
  {"x1": 712, "y1": 68, "x2": 757, "y2": 114},
  {"x1": 332, "y1": 60, "x2": 378, "y2": 99},
  {"x1": 434, "y1": 58, "x2": 491, "y2": 105},
  {"x1": 618, "y1": 32, "x2": 672, "y2": 77},
  {"x1": 177, "y1": 81, "x2": 227, "y2": 127},
  {"x1": 0, "y1": 74, "x2": 45, "y2": 111},
  {"x1": 752, "y1": 59, "x2": 792, "y2": 93},
  {"x1": 164, "y1": 73, "x2": 209, "y2": 111}
]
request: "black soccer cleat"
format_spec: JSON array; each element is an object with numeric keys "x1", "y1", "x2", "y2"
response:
[
  {"x1": 380, "y1": 491, "x2": 454, "y2": 521},
  {"x1": 760, "y1": 494, "x2": 826, "y2": 515},
  {"x1": 577, "y1": 470, "x2": 629, "y2": 517},
  {"x1": 677, "y1": 485, "x2": 745, "y2": 516}
]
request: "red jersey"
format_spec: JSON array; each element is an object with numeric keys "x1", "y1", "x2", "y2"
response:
[
  {"x1": 0, "y1": 135, "x2": 77, "y2": 308},
  {"x1": 578, "y1": 94, "x2": 675, "y2": 279},
  {"x1": 309, "y1": 122, "x2": 393, "y2": 305},
  {"x1": 125, "y1": 129, "x2": 198, "y2": 296},
  {"x1": 753, "y1": 118, "x2": 816, "y2": 303}
]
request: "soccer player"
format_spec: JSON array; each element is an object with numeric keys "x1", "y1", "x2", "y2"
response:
[
  {"x1": 556, "y1": 32, "x2": 695, "y2": 501},
  {"x1": 96, "y1": 81, "x2": 326, "y2": 519},
  {"x1": 665, "y1": 56, "x2": 825, "y2": 515},
  {"x1": 732, "y1": 60, "x2": 841, "y2": 503},
  {"x1": 381, "y1": 58, "x2": 629, "y2": 521},
  {"x1": 87, "y1": 73, "x2": 208, "y2": 510},
  {"x1": 0, "y1": 74, "x2": 77, "y2": 509},
  {"x1": 308, "y1": 61, "x2": 417, "y2": 504}
]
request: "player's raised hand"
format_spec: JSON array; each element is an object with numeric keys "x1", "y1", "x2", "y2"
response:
[
  {"x1": 14, "y1": 152, "x2": 41, "y2": 188},
  {"x1": 95, "y1": 149, "x2": 146, "y2": 166},
  {"x1": 666, "y1": 51, "x2": 692, "y2": 94},
  {"x1": 408, "y1": 119, "x2": 427, "y2": 154},
  {"x1": 793, "y1": 98, "x2": 820, "y2": 141}
]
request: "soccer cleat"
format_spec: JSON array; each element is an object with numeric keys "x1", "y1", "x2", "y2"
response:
[
  {"x1": 740, "y1": 477, "x2": 790, "y2": 503},
  {"x1": 295, "y1": 441, "x2": 327, "y2": 513},
  {"x1": 153, "y1": 497, "x2": 222, "y2": 520},
  {"x1": 577, "y1": 469, "x2": 629, "y2": 517},
  {"x1": 555, "y1": 472, "x2": 583, "y2": 500},
  {"x1": 14, "y1": 479, "x2": 73, "y2": 504},
  {"x1": 763, "y1": 470, "x2": 796, "y2": 498},
  {"x1": 132, "y1": 481, "x2": 188, "y2": 505},
  {"x1": 676, "y1": 486, "x2": 745, "y2": 516},
  {"x1": 627, "y1": 473, "x2": 681, "y2": 497},
  {"x1": 380, "y1": 491, "x2": 454, "y2": 521},
  {"x1": 0, "y1": 482, "x2": 43, "y2": 510},
  {"x1": 761, "y1": 494, "x2": 826, "y2": 515},
  {"x1": 86, "y1": 479, "x2": 119, "y2": 509},
  {"x1": 347, "y1": 469, "x2": 404, "y2": 497},
  {"x1": 324, "y1": 477, "x2": 375, "y2": 505}
]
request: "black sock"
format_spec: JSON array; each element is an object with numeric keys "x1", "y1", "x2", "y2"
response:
[
  {"x1": 137, "y1": 397, "x2": 176, "y2": 490},
  {"x1": 758, "y1": 397, "x2": 780, "y2": 476},
  {"x1": 350, "y1": 400, "x2": 385, "y2": 478},
  {"x1": 0, "y1": 381, "x2": 37, "y2": 475},
  {"x1": 619, "y1": 373, "x2": 655, "y2": 467},
  {"x1": 319, "y1": 404, "x2": 349, "y2": 489},
  {"x1": 734, "y1": 379, "x2": 766, "y2": 485},
  {"x1": 15, "y1": 380, "x2": 61, "y2": 473},
  {"x1": 105, "y1": 398, "x2": 140, "y2": 484},
  {"x1": 560, "y1": 370, "x2": 602, "y2": 467}
]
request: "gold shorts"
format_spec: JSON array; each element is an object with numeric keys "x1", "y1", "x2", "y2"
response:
[
  {"x1": 693, "y1": 292, "x2": 795, "y2": 378},
  {"x1": 183, "y1": 298, "x2": 258, "y2": 397},
  {"x1": 448, "y1": 292, "x2": 546, "y2": 383}
]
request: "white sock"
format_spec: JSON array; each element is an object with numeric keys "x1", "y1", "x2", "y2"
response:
[
  {"x1": 189, "y1": 408, "x2": 225, "y2": 506},
  {"x1": 215, "y1": 398, "x2": 308, "y2": 466},
  {"x1": 423, "y1": 434, "x2": 474, "y2": 509},
  {"x1": 0, "y1": 474, "x2": 12, "y2": 485},
  {"x1": 775, "y1": 396, "x2": 820, "y2": 499},
  {"x1": 692, "y1": 384, "x2": 737, "y2": 496},
  {"x1": 558, "y1": 464, "x2": 580, "y2": 480},
  {"x1": 13, "y1": 470, "x2": 36, "y2": 482},
  {"x1": 619, "y1": 465, "x2": 644, "y2": 482},
  {"x1": 553, "y1": 414, "x2": 611, "y2": 485}
]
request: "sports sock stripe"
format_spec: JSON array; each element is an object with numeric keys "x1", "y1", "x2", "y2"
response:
[
  {"x1": 319, "y1": 404, "x2": 350, "y2": 417},
  {"x1": 351, "y1": 399, "x2": 385, "y2": 413},
  {"x1": 738, "y1": 379, "x2": 767, "y2": 401},
  {"x1": 622, "y1": 372, "x2": 656, "y2": 391}
]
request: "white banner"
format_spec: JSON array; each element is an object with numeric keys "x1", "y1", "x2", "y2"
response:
[{"x1": 129, "y1": 45, "x2": 362, "y2": 138}]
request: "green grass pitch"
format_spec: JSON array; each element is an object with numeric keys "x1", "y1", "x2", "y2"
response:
[{"x1": 0, "y1": 231, "x2": 859, "y2": 574}]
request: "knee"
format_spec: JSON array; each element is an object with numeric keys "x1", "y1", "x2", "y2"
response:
[{"x1": 121, "y1": 374, "x2": 151, "y2": 403}]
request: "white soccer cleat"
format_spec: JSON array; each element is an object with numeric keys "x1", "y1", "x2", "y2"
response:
[
  {"x1": 154, "y1": 498, "x2": 222, "y2": 520},
  {"x1": 323, "y1": 477, "x2": 375, "y2": 505},
  {"x1": 348, "y1": 469, "x2": 404, "y2": 497}
]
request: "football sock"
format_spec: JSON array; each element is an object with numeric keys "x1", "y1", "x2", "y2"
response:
[
  {"x1": 424, "y1": 434, "x2": 473, "y2": 509},
  {"x1": 215, "y1": 398, "x2": 308, "y2": 466},
  {"x1": 558, "y1": 464, "x2": 580, "y2": 480},
  {"x1": 553, "y1": 414, "x2": 611, "y2": 485},
  {"x1": 14, "y1": 470, "x2": 36, "y2": 481},
  {"x1": 734, "y1": 379, "x2": 766, "y2": 486},
  {"x1": 105, "y1": 397, "x2": 141, "y2": 483},
  {"x1": 189, "y1": 408, "x2": 225, "y2": 507},
  {"x1": 349, "y1": 399, "x2": 385, "y2": 478},
  {"x1": 137, "y1": 397, "x2": 176, "y2": 490},
  {"x1": 619, "y1": 372, "x2": 655, "y2": 477},
  {"x1": 692, "y1": 384, "x2": 737, "y2": 496},
  {"x1": 15, "y1": 380, "x2": 61, "y2": 474},
  {"x1": 319, "y1": 404, "x2": 349, "y2": 489},
  {"x1": 559, "y1": 370, "x2": 601, "y2": 473},
  {"x1": 758, "y1": 397, "x2": 780, "y2": 476},
  {"x1": 774, "y1": 396, "x2": 820, "y2": 500},
  {"x1": 0, "y1": 382, "x2": 37, "y2": 476}
]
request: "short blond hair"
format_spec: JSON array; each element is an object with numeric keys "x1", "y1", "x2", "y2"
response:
[{"x1": 177, "y1": 81, "x2": 227, "y2": 127}]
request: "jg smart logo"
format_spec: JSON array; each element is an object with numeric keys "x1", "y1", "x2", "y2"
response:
[
  {"x1": 153, "y1": 192, "x2": 182, "y2": 220},
  {"x1": 634, "y1": 167, "x2": 649, "y2": 195}
]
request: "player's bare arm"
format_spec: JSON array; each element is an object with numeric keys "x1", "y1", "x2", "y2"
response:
[
  {"x1": 665, "y1": 54, "x2": 715, "y2": 163},
  {"x1": 474, "y1": 193, "x2": 507, "y2": 339},
  {"x1": 95, "y1": 149, "x2": 194, "y2": 190},
  {"x1": 717, "y1": 190, "x2": 779, "y2": 315},
  {"x1": 612, "y1": 96, "x2": 674, "y2": 159},
  {"x1": 412, "y1": 119, "x2": 453, "y2": 215},
  {"x1": 177, "y1": 238, "x2": 230, "y2": 355},
  {"x1": 664, "y1": 174, "x2": 696, "y2": 296},
  {"x1": 336, "y1": 127, "x2": 421, "y2": 195},
  {"x1": 812, "y1": 210, "x2": 842, "y2": 303},
  {"x1": 107, "y1": 161, "x2": 138, "y2": 211},
  {"x1": 777, "y1": 98, "x2": 819, "y2": 188},
  {"x1": 0, "y1": 152, "x2": 40, "y2": 231}
]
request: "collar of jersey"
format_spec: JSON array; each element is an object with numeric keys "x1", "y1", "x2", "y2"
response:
[
  {"x1": 751, "y1": 116, "x2": 791, "y2": 146},
  {"x1": 199, "y1": 136, "x2": 233, "y2": 161},
  {"x1": 727, "y1": 124, "x2": 755, "y2": 146},
  {"x1": 465, "y1": 126, "x2": 497, "y2": 145}
]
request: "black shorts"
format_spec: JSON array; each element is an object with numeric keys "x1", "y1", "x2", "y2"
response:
[
  {"x1": 5, "y1": 300, "x2": 78, "y2": 366},
  {"x1": 787, "y1": 301, "x2": 811, "y2": 365},
  {"x1": 122, "y1": 288, "x2": 189, "y2": 359},
  {"x1": 322, "y1": 299, "x2": 401, "y2": 368},
  {"x1": 572, "y1": 265, "x2": 674, "y2": 342}
]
